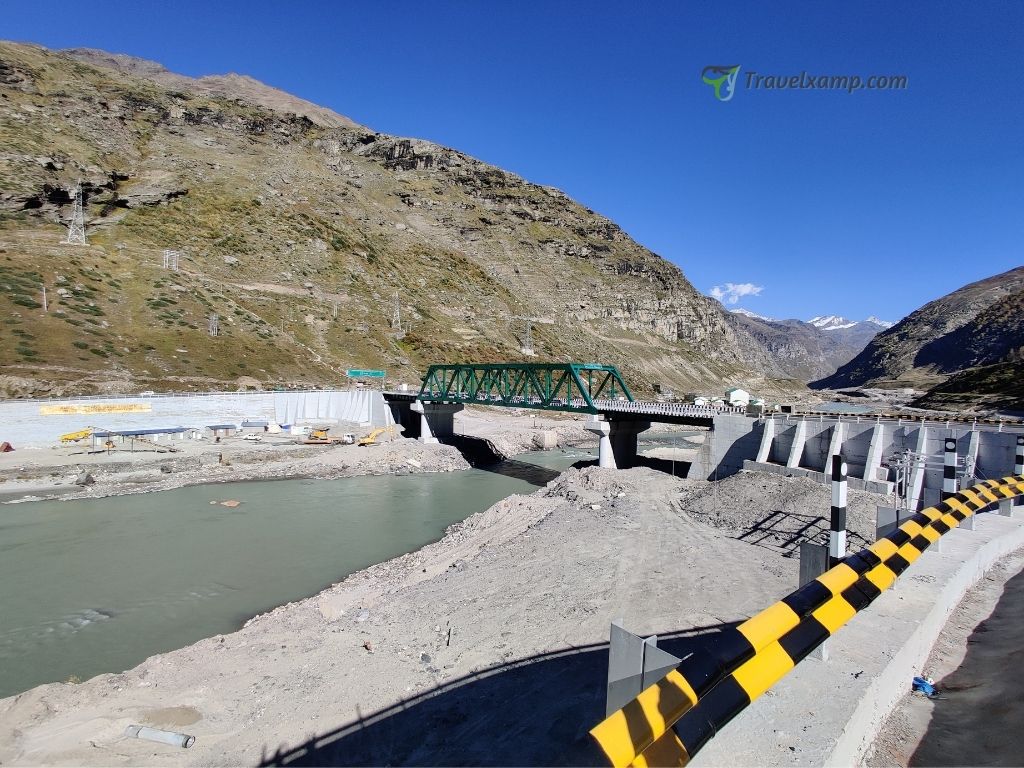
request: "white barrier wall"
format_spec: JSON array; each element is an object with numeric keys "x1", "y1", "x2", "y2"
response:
[{"x1": 0, "y1": 390, "x2": 391, "y2": 448}]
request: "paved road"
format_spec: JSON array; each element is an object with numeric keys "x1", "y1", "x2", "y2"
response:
[
  {"x1": 909, "y1": 560, "x2": 1024, "y2": 766},
  {"x1": 870, "y1": 546, "x2": 1024, "y2": 767}
]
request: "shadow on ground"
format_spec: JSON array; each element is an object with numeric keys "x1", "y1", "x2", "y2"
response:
[
  {"x1": 736, "y1": 510, "x2": 872, "y2": 558},
  {"x1": 259, "y1": 622, "x2": 738, "y2": 767},
  {"x1": 908, "y1": 568, "x2": 1024, "y2": 766}
]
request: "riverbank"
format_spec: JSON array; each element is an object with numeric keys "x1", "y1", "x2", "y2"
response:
[
  {"x1": 0, "y1": 467, "x2": 889, "y2": 765},
  {"x1": 0, "y1": 409, "x2": 602, "y2": 503}
]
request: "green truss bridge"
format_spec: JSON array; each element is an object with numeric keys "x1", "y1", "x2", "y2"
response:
[{"x1": 383, "y1": 362, "x2": 744, "y2": 468}]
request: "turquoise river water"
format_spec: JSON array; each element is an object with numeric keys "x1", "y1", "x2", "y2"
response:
[{"x1": 0, "y1": 448, "x2": 594, "y2": 699}]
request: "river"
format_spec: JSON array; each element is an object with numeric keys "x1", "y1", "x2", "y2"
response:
[{"x1": 0, "y1": 448, "x2": 594, "y2": 699}]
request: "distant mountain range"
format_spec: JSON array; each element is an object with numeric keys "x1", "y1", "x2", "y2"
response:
[
  {"x1": 724, "y1": 311, "x2": 892, "y2": 382},
  {"x1": 808, "y1": 315, "x2": 894, "y2": 331},
  {"x1": 812, "y1": 266, "x2": 1024, "y2": 411}
]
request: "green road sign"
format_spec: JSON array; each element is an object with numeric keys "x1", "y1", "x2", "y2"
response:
[{"x1": 346, "y1": 369, "x2": 386, "y2": 378}]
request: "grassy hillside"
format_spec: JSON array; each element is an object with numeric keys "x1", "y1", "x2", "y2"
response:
[{"x1": 0, "y1": 41, "x2": 790, "y2": 399}]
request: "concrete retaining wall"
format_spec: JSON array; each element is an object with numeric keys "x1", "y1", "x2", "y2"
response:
[
  {"x1": 694, "y1": 413, "x2": 1023, "y2": 504},
  {"x1": 0, "y1": 390, "x2": 390, "y2": 448},
  {"x1": 689, "y1": 414, "x2": 763, "y2": 480}
]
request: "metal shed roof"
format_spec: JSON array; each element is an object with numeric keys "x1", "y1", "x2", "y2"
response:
[{"x1": 93, "y1": 427, "x2": 191, "y2": 437}]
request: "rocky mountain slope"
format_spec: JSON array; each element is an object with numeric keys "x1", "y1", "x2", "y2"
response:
[
  {"x1": 0, "y1": 41, "x2": 793, "y2": 399},
  {"x1": 725, "y1": 311, "x2": 887, "y2": 381},
  {"x1": 812, "y1": 266, "x2": 1024, "y2": 392}
]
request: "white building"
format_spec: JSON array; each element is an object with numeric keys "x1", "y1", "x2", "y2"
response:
[
  {"x1": 725, "y1": 387, "x2": 751, "y2": 407},
  {"x1": 693, "y1": 396, "x2": 710, "y2": 407}
]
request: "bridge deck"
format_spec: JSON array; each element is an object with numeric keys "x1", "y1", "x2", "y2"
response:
[{"x1": 383, "y1": 391, "x2": 740, "y2": 426}]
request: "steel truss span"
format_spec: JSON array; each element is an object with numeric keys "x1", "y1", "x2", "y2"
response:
[{"x1": 417, "y1": 363, "x2": 634, "y2": 414}]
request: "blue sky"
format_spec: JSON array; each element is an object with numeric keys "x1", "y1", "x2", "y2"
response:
[{"x1": 5, "y1": 1, "x2": 1022, "y2": 322}]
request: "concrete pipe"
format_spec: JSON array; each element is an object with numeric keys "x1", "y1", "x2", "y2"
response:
[{"x1": 124, "y1": 724, "x2": 195, "y2": 749}]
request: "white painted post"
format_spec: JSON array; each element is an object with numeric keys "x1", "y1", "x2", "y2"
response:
[{"x1": 829, "y1": 454, "x2": 848, "y2": 564}]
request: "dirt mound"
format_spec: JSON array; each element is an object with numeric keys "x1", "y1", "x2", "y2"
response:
[{"x1": 676, "y1": 470, "x2": 885, "y2": 557}]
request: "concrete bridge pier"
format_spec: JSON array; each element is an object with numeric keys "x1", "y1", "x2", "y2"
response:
[
  {"x1": 585, "y1": 417, "x2": 651, "y2": 469},
  {"x1": 410, "y1": 401, "x2": 464, "y2": 444}
]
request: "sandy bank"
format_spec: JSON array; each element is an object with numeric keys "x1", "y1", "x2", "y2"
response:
[
  {"x1": 0, "y1": 437, "x2": 471, "y2": 503},
  {"x1": 0, "y1": 466, "x2": 818, "y2": 766},
  {"x1": 0, "y1": 409, "x2": 603, "y2": 503}
]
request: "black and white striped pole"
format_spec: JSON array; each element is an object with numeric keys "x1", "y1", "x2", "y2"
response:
[
  {"x1": 829, "y1": 454, "x2": 848, "y2": 565},
  {"x1": 942, "y1": 438, "x2": 958, "y2": 501},
  {"x1": 944, "y1": 438, "x2": 972, "y2": 529},
  {"x1": 1009, "y1": 436, "x2": 1024, "y2": 514}
]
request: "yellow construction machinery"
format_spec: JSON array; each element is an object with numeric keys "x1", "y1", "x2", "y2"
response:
[
  {"x1": 308, "y1": 426, "x2": 332, "y2": 443},
  {"x1": 358, "y1": 426, "x2": 396, "y2": 446},
  {"x1": 60, "y1": 428, "x2": 93, "y2": 444},
  {"x1": 303, "y1": 426, "x2": 352, "y2": 445}
]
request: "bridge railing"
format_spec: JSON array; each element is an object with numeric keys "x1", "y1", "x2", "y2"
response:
[
  {"x1": 594, "y1": 400, "x2": 745, "y2": 417},
  {"x1": 588, "y1": 474, "x2": 1024, "y2": 767}
]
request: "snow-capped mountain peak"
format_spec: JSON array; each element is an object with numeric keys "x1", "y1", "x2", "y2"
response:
[
  {"x1": 808, "y1": 315, "x2": 895, "y2": 331},
  {"x1": 808, "y1": 315, "x2": 857, "y2": 330},
  {"x1": 729, "y1": 307, "x2": 774, "y2": 321}
]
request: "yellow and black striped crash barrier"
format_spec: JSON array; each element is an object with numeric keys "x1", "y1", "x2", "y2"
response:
[{"x1": 589, "y1": 475, "x2": 1024, "y2": 767}]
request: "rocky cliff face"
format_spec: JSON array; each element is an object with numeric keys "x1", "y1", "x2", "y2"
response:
[
  {"x1": 0, "y1": 41, "x2": 791, "y2": 398},
  {"x1": 813, "y1": 266, "x2": 1024, "y2": 392}
]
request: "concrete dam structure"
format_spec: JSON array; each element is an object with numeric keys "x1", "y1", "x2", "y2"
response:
[{"x1": 691, "y1": 413, "x2": 1022, "y2": 510}]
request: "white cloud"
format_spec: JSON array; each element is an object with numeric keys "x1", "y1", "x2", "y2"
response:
[{"x1": 710, "y1": 282, "x2": 764, "y2": 305}]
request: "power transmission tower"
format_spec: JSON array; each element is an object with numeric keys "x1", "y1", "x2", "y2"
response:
[
  {"x1": 63, "y1": 180, "x2": 87, "y2": 245},
  {"x1": 511, "y1": 315, "x2": 537, "y2": 356},
  {"x1": 208, "y1": 314, "x2": 220, "y2": 336},
  {"x1": 162, "y1": 249, "x2": 180, "y2": 271},
  {"x1": 391, "y1": 292, "x2": 402, "y2": 330},
  {"x1": 392, "y1": 292, "x2": 405, "y2": 338}
]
